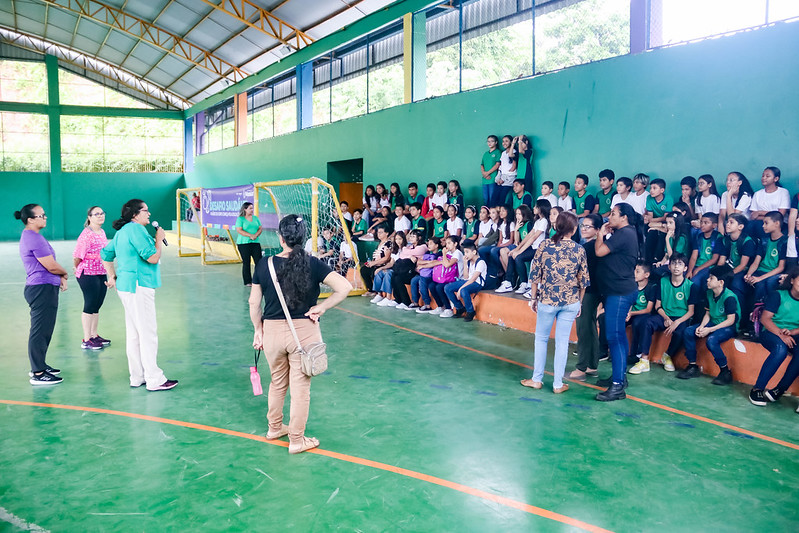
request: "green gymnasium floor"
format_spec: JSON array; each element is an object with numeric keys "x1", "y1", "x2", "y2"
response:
[{"x1": 1, "y1": 240, "x2": 798, "y2": 532}]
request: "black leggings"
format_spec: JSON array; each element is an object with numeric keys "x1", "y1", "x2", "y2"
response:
[
  {"x1": 238, "y1": 243, "x2": 262, "y2": 285},
  {"x1": 77, "y1": 274, "x2": 108, "y2": 314},
  {"x1": 391, "y1": 271, "x2": 416, "y2": 306}
]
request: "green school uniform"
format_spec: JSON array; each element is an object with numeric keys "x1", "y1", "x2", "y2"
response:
[
  {"x1": 481, "y1": 149, "x2": 502, "y2": 181},
  {"x1": 352, "y1": 219, "x2": 368, "y2": 234},
  {"x1": 725, "y1": 235, "x2": 754, "y2": 268},
  {"x1": 770, "y1": 290, "x2": 799, "y2": 330},
  {"x1": 660, "y1": 277, "x2": 693, "y2": 318},
  {"x1": 707, "y1": 288, "x2": 740, "y2": 329},
  {"x1": 696, "y1": 232, "x2": 719, "y2": 266},
  {"x1": 518, "y1": 221, "x2": 533, "y2": 240},
  {"x1": 645, "y1": 195, "x2": 673, "y2": 218},
  {"x1": 432, "y1": 218, "x2": 447, "y2": 238},
  {"x1": 596, "y1": 189, "x2": 615, "y2": 215},
  {"x1": 632, "y1": 284, "x2": 652, "y2": 312},
  {"x1": 759, "y1": 235, "x2": 787, "y2": 272},
  {"x1": 464, "y1": 219, "x2": 478, "y2": 239},
  {"x1": 667, "y1": 234, "x2": 690, "y2": 257}
]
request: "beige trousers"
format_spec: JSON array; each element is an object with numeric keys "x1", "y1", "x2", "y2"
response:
[
  {"x1": 263, "y1": 319, "x2": 321, "y2": 441},
  {"x1": 117, "y1": 286, "x2": 166, "y2": 389}
]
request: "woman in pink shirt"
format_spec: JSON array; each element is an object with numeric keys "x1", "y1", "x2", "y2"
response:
[{"x1": 73, "y1": 206, "x2": 111, "y2": 351}]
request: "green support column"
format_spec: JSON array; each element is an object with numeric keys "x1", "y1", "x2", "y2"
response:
[{"x1": 45, "y1": 54, "x2": 64, "y2": 240}]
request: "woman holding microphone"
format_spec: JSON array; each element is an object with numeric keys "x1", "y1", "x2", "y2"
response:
[{"x1": 102, "y1": 199, "x2": 177, "y2": 391}]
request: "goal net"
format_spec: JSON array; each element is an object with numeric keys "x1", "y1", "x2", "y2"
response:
[
  {"x1": 176, "y1": 187, "x2": 242, "y2": 264},
  {"x1": 254, "y1": 178, "x2": 365, "y2": 296}
]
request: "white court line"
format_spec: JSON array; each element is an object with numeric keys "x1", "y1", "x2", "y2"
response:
[{"x1": 0, "y1": 507, "x2": 49, "y2": 532}]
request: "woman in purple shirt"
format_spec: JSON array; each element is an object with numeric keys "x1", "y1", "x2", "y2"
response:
[{"x1": 15, "y1": 204, "x2": 69, "y2": 385}]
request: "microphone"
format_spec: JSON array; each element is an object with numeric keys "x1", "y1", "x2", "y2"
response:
[{"x1": 151, "y1": 221, "x2": 168, "y2": 246}]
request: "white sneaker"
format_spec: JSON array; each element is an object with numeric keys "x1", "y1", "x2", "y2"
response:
[
  {"x1": 377, "y1": 298, "x2": 391, "y2": 307},
  {"x1": 430, "y1": 307, "x2": 443, "y2": 315},
  {"x1": 385, "y1": 299, "x2": 398, "y2": 307},
  {"x1": 523, "y1": 290, "x2": 532, "y2": 299},
  {"x1": 515, "y1": 282, "x2": 530, "y2": 294},
  {"x1": 495, "y1": 281, "x2": 513, "y2": 293},
  {"x1": 370, "y1": 295, "x2": 383, "y2": 304},
  {"x1": 396, "y1": 303, "x2": 409, "y2": 310},
  {"x1": 416, "y1": 305, "x2": 433, "y2": 313},
  {"x1": 439, "y1": 309, "x2": 454, "y2": 318}
]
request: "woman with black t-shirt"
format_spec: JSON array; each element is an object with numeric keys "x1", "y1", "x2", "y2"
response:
[
  {"x1": 594, "y1": 203, "x2": 640, "y2": 402},
  {"x1": 249, "y1": 215, "x2": 352, "y2": 454}
]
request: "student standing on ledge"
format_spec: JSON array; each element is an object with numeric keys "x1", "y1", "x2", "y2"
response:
[
  {"x1": 16, "y1": 204, "x2": 68, "y2": 386},
  {"x1": 480, "y1": 135, "x2": 502, "y2": 208}
]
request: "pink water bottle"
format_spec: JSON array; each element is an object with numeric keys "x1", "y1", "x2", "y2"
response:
[{"x1": 250, "y1": 366, "x2": 263, "y2": 396}]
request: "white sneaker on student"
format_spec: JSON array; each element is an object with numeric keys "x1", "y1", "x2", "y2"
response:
[
  {"x1": 495, "y1": 281, "x2": 513, "y2": 293},
  {"x1": 396, "y1": 303, "x2": 409, "y2": 310},
  {"x1": 523, "y1": 290, "x2": 532, "y2": 299},
  {"x1": 515, "y1": 282, "x2": 530, "y2": 294},
  {"x1": 377, "y1": 298, "x2": 391, "y2": 307},
  {"x1": 439, "y1": 309, "x2": 454, "y2": 318},
  {"x1": 430, "y1": 307, "x2": 443, "y2": 315},
  {"x1": 384, "y1": 299, "x2": 398, "y2": 307},
  {"x1": 370, "y1": 295, "x2": 384, "y2": 304},
  {"x1": 416, "y1": 305, "x2": 433, "y2": 313}
]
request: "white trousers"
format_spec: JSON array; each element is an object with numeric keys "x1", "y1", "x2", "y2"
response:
[{"x1": 117, "y1": 286, "x2": 165, "y2": 389}]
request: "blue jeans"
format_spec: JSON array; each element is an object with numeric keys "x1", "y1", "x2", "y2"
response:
[
  {"x1": 428, "y1": 281, "x2": 449, "y2": 309},
  {"x1": 604, "y1": 291, "x2": 638, "y2": 384},
  {"x1": 494, "y1": 185, "x2": 513, "y2": 208},
  {"x1": 753, "y1": 271, "x2": 779, "y2": 304},
  {"x1": 690, "y1": 267, "x2": 711, "y2": 300},
  {"x1": 629, "y1": 314, "x2": 650, "y2": 357},
  {"x1": 482, "y1": 183, "x2": 496, "y2": 208},
  {"x1": 532, "y1": 301, "x2": 581, "y2": 388},
  {"x1": 683, "y1": 324, "x2": 736, "y2": 367},
  {"x1": 640, "y1": 314, "x2": 689, "y2": 357},
  {"x1": 373, "y1": 269, "x2": 393, "y2": 294},
  {"x1": 444, "y1": 280, "x2": 483, "y2": 313},
  {"x1": 755, "y1": 329, "x2": 799, "y2": 390},
  {"x1": 729, "y1": 271, "x2": 747, "y2": 314},
  {"x1": 506, "y1": 247, "x2": 535, "y2": 288},
  {"x1": 411, "y1": 275, "x2": 433, "y2": 306}
]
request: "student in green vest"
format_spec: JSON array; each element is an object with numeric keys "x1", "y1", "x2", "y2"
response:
[
  {"x1": 629, "y1": 253, "x2": 694, "y2": 375},
  {"x1": 748, "y1": 267, "x2": 799, "y2": 406},
  {"x1": 350, "y1": 209, "x2": 368, "y2": 241},
  {"x1": 626, "y1": 261, "x2": 657, "y2": 365},
  {"x1": 480, "y1": 135, "x2": 502, "y2": 208},
  {"x1": 447, "y1": 180, "x2": 465, "y2": 218},
  {"x1": 462, "y1": 205, "x2": 479, "y2": 244},
  {"x1": 644, "y1": 178, "x2": 674, "y2": 263},
  {"x1": 744, "y1": 210, "x2": 787, "y2": 334},
  {"x1": 498, "y1": 205, "x2": 533, "y2": 291},
  {"x1": 406, "y1": 182, "x2": 424, "y2": 209},
  {"x1": 573, "y1": 174, "x2": 597, "y2": 222},
  {"x1": 716, "y1": 213, "x2": 755, "y2": 314},
  {"x1": 513, "y1": 134, "x2": 534, "y2": 193},
  {"x1": 506, "y1": 179, "x2": 533, "y2": 210},
  {"x1": 687, "y1": 213, "x2": 721, "y2": 318},
  {"x1": 408, "y1": 202, "x2": 428, "y2": 240},
  {"x1": 594, "y1": 169, "x2": 616, "y2": 220},
  {"x1": 429, "y1": 206, "x2": 448, "y2": 239},
  {"x1": 678, "y1": 265, "x2": 739, "y2": 384}
]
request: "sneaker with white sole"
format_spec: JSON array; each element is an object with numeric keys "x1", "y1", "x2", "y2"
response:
[
  {"x1": 430, "y1": 307, "x2": 443, "y2": 315},
  {"x1": 147, "y1": 379, "x2": 178, "y2": 391},
  {"x1": 515, "y1": 282, "x2": 530, "y2": 294},
  {"x1": 408, "y1": 303, "x2": 420, "y2": 310},
  {"x1": 662, "y1": 354, "x2": 675, "y2": 372},
  {"x1": 495, "y1": 281, "x2": 513, "y2": 293},
  {"x1": 416, "y1": 305, "x2": 433, "y2": 313},
  {"x1": 628, "y1": 359, "x2": 650, "y2": 374},
  {"x1": 385, "y1": 299, "x2": 398, "y2": 307},
  {"x1": 30, "y1": 371, "x2": 63, "y2": 386},
  {"x1": 377, "y1": 298, "x2": 393, "y2": 307},
  {"x1": 439, "y1": 309, "x2": 454, "y2": 318},
  {"x1": 28, "y1": 365, "x2": 61, "y2": 377},
  {"x1": 523, "y1": 290, "x2": 532, "y2": 299},
  {"x1": 396, "y1": 303, "x2": 409, "y2": 310},
  {"x1": 370, "y1": 295, "x2": 384, "y2": 304},
  {"x1": 81, "y1": 338, "x2": 103, "y2": 350}
]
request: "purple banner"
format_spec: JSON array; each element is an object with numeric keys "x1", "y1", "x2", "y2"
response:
[{"x1": 201, "y1": 184, "x2": 254, "y2": 227}]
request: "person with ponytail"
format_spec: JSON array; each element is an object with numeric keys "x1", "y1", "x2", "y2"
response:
[
  {"x1": 521, "y1": 211, "x2": 588, "y2": 394},
  {"x1": 73, "y1": 206, "x2": 111, "y2": 351},
  {"x1": 101, "y1": 199, "x2": 177, "y2": 392},
  {"x1": 249, "y1": 215, "x2": 352, "y2": 454},
  {"x1": 16, "y1": 203, "x2": 68, "y2": 385}
]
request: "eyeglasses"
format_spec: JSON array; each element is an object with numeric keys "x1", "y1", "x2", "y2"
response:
[
  {"x1": 91, "y1": 211, "x2": 105, "y2": 216},
  {"x1": 139, "y1": 208, "x2": 150, "y2": 213},
  {"x1": 32, "y1": 214, "x2": 47, "y2": 219},
  {"x1": 580, "y1": 224, "x2": 594, "y2": 229}
]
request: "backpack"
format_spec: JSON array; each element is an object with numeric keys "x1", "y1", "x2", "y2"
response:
[
  {"x1": 751, "y1": 302, "x2": 765, "y2": 337},
  {"x1": 432, "y1": 254, "x2": 458, "y2": 284},
  {"x1": 419, "y1": 253, "x2": 438, "y2": 278}
]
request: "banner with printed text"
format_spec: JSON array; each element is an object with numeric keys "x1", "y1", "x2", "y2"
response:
[{"x1": 201, "y1": 184, "x2": 254, "y2": 227}]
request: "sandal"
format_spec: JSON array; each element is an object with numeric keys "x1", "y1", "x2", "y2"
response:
[
  {"x1": 266, "y1": 424, "x2": 289, "y2": 440},
  {"x1": 288, "y1": 436, "x2": 320, "y2": 454},
  {"x1": 585, "y1": 368, "x2": 598, "y2": 376},
  {"x1": 567, "y1": 370, "x2": 587, "y2": 381},
  {"x1": 520, "y1": 379, "x2": 542, "y2": 389}
]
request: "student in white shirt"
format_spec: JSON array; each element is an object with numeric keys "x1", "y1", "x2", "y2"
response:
[
  {"x1": 445, "y1": 204, "x2": 464, "y2": 238},
  {"x1": 628, "y1": 173, "x2": 650, "y2": 215},
  {"x1": 431, "y1": 181, "x2": 448, "y2": 210},
  {"x1": 443, "y1": 240, "x2": 487, "y2": 321},
  {"x1": 393, "y1": 205, "x2": 411, "y2": 234},
  {"x1": 750, "y1": 166, "x2": 790, "y2": 239},
  {"x1": 692, "y1": 174, "x2": 721, "y2": 228},
  {"x1": 498, "y1": 199, "x2": 550, "y2": 294},
  {"x1": 557, "y1": 181, "x2": 575, "y2": 212},
  {"x1": 537, "y1": 181, "x2": 558, "y2": 209},
  {"x1": 719, "y1": 171, "x2": 755, "y2": 234},
  {"x1": 495, "y1": 135, "x2": 517, "y2": 207},
  {"x1": 611, "y1": 177, "x2": 634, "y2": 210},
  {"x1": 475, "y1": 206, "x2": 496, "y2": 247}
]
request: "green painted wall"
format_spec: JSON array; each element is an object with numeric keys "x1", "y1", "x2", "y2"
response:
[
  {"x1": 2, "y1": 172, "x2": 184, "y2": 241},
  {"x1": 186, "y1": 22, "x2": 799, "y2": 204}
]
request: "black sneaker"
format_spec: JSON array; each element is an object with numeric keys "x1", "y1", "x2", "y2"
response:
[
  {"x1": 598, "y1": 353, "x2": 610, "y2": 362},
  {"x1": 765, "y1": 387, "x2": 784, "y2": 402},
  {"x1": 676, "y1": 364, "x2": 702, "y2": 380},
  {"x1": 626, "y1": 354, "x2": 640, "y2": 366},
  {"x1": 596, "y1": 383, "x2": 626, "y2": 402},
  {"x1": 597, "y1": 376, "x2": 628, "y2": 388},
  {"x1": 30, "y1": 371, "x2": 63, "y2": 386},
  {"x1": 408, "y1": 303, "x2": 420, "y2": 310},
  {"x1": 749, "y1": 389, "x2": 767, "y2": 406},
  {"x1": 147, "y1": 379, "x2": 178, "y2": 391},
  {"x1": 711, "y1": 367, "x2": 732, "y2": 386},
  {"x1": 463, "y1": 311, "x2": 475, "y2": 322},
  {"x1": 28, "y1": 366, "x2": 61, "y2": 377},
  {"x1": 452, "y1": 308, "x2": 465, "y2": 318}
]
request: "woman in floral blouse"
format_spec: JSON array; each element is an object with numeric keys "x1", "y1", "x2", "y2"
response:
[
  {"x1": 521, "y1": 211, "x2": 588, "y2": 393},
  {"x1": 73, "y1": 206, "x2": 111, "y2": 351}
]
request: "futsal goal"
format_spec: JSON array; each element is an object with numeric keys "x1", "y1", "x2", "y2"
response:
[{"x1": 175, "y1": 187, "x2": 242, "y2": 265}]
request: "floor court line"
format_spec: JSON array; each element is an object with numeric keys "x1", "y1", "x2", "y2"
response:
[
  {"x1": 0, "y1": 400, "x2": 612, "y2": 533},
  {"x1": 336, "y1": 308, "x2": 799, "y2": 452}
]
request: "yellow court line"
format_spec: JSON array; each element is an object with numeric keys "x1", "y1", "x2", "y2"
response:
[
  {"x1": 336, "y1": 308, "x2": 799, "y2": 452},
  {"x1": 0, "y1": 400, "x2": 612, "y2": 533}
]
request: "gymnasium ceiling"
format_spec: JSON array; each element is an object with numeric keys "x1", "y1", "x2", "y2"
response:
[{"x1": 0, "y1": 0, "x2": 398, "y2": 109}]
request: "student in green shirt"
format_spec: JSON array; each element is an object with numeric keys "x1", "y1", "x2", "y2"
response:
[
  {"x1": 645, "y1": 178, "x2": 674, "y2": 263},
  {"x1": 481, "y1": 135, "x2": 502, "y2": 207},
  {"x1": 429, "y1": 206, "x2": 448, "y2": 239},
  {"x1": 408, "y1": 202, "x2": 428, "y2": 239},
  {"x1": 687, "y1": 213, "x2": 721, "y2": 318},
  {"x1": 679, "y1": 265, "x2": 739, "y2": 385},
  {"x1": 630, "y1": 253, "x2": 694, "y2": 375},
  {"x1": 744, "y1": 211, "x2": 788, "y2": 333},
  {"x1": 463, "y1": 205, "x2": 479, "y2": 243},
  {"x1": 573, "y1": 174, "x2": 597, "y2": 221},
  {"x1": 506, "y1": 179, "x2": 533, "y2": 210},
  {"x1": 405, "y1": 182, "x2": 425, "y2": 208},
  {"x1": 351, "y1": 209, "x2": 368, "y2": 240},
  {"x1": 594, "y1": 169, "x2": 616, "y2": 219}
]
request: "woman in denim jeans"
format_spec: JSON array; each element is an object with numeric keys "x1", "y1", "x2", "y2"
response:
[{"x1": 521, "y1": 211, "x2": 588, "y2": 393}]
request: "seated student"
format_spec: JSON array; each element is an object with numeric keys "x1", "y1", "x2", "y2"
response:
[
  {"x1": 408, "y1": 202, "x2": 428, "y2": 239},
  {"x1": 444, "y1": 204, "x2": 464, "y2": 239},
  {"x1": 692, "y1": 174, "x2": 721, "y2": 229},
  {"x1": 716, "y1": 213, "x2": 756, "y2": 313},
  {"x1": 610, "y1": 177, "x2": 634, "y2": 210},
  {"x1": 537, "y1": 181, "x2": 558, "y2": 210},
  {"x1": 444, "y1": 241, "x2": 487, "y2": 322},
  {"x1": 744, "y1": 211, "x2": 788, "y2": 333},
  {"x1": 431, "y1": 181, "x2": 448, "y2": 211},
  {"x1": 629, "y1": 253, "x2": 694, "y2": 375},
  {"x1": 557, "y1": 181, "x2": 575, "y2": 212},
  {"x1": 389, "y1": 183, "x2": 406, "y2": 211},
  {"x1": 573, "y1": 174, "x2": 598, "y2": 222},
  {"x1": 719, "y1": 171, "x2": 754, "y2": 233},
  {"x1": 406, "y1": 182, "x2": 424, "y2": 209},
  {"x1": 429, "y1": 206, "x2": 448, "y2": 239},
  {"x1": 431, "y1": 235, "x2": 463, "y2": 317},
  {"x1": 373, "y1": 233, "x2": 404, "y2": 306},
  {"x1": 412, "y1": 237, "x2": 443, "y2": 313},
  {"x1": 362, "y1": 226, "x2": 392, "y2": 295},
  {"x1": 486, "y1": 205, "x2": 515, "y2": 282},
  {"x1": 548, "y1": 207, "x2": 562, "y2": 239},
  {"x1": 421, "y1": 183, "x2": 436, "y2": 219},
  {"x1": 447, "y1": 180, "x2": 465, "y2": 218},
  {"x1": 678, "y1": 265, "x2": 739, "y2": 384},
  {"x1": 308, "y1": 227, "x2": 338, "y2": 269},
  {"x1": 749, "y1": 166, "x2": 790, "y2": 240},
  {"x1": 462, "y1": 205, "x2": 478, "y2": 244},
  {"x1": 389, "y1": 229, "x2": 429, "y2": 310},
  {"x1": 507, "y1": 179, "x2": 533, "y2": 210},
  {"x1": 687, "y1": 213, "x2": 721, "y2": 313},
  {"x1": 340, "y1": 201, "x2": 353, "y2": 230},
  {"x1": 350, "y1": 209, "x2": 368, "y2": 241},
  {"x1": 393, "y1": 205, "x2": 411, "y2": 235},
  {"x1": 498, "y1": 201, "x2": 548, "y2": 293},
  {"x1": 644, "y1": 178, "x2": 674, "y2": 263},
  {"x1": 626, "y1": 262, "x2": 657, "y2": 365},
  {"x1": 677, "y1": 176, "x2": 697, "y2": 221},
  {"x1": 594, "y1": 169, "x2": 616, "y2": 219},
  {"x1": 476, "y1": 206, "x2": 498, "y2": 247},
  {"x1": 787, "y1": 212, "x2": 799, "y2": 271},
  {"x1": 653, "y1": 212, "x2": 690, "y2": 278},
  {"x1": 367, "y1": 205, "x2": 393, "y2": 237},
  {"x1": 748, "y1": 267, "x2": 799, "y2": 407},
  {"x1": 628, "y1": 173, "x2": 650, "y2": 216}
]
